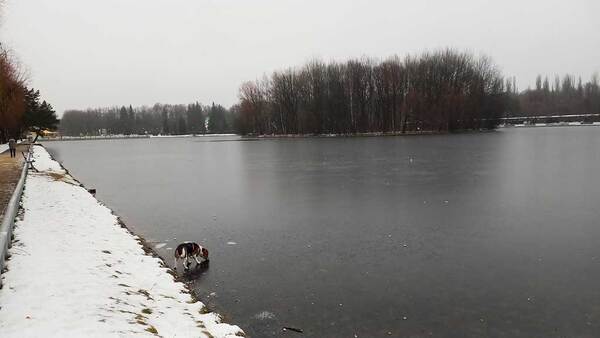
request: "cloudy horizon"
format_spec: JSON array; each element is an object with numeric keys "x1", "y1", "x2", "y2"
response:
[{"x1": 2, "y1": 0, "x2": 599, "y2": 115}]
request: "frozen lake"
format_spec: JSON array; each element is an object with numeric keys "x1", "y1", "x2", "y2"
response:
[{"x1": 46, "y1": 127, "x2": 600, "y2": 337}]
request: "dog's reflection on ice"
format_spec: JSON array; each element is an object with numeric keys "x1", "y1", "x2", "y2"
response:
[{"x1": 180, "y1": 260, "x2": 210, "y2": 281}]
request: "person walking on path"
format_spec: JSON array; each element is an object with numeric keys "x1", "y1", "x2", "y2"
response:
[{"x1": 8, "y1": 138, "x2": 16, "y2": 158}]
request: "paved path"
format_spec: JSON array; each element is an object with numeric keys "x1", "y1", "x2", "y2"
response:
[{"x1": 0, "y1": 145, "x2": 26, "y2": 218}]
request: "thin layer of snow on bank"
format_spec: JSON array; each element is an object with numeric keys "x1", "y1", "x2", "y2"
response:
[
  {"x1": 0, "y1": 145, "x2": 243, "y2": 337},
  {"x1": 30, "y1": 145, "x2": 67, "y2": 173},
  {"x1": 149, "y1": 134, "x2": 238, "y2": 138}
]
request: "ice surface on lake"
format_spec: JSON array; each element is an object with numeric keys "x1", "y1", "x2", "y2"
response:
[{"x1": 254, "y1": 311, "x2": 276, "y2": 320}]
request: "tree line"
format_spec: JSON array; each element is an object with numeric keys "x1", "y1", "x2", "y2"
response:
[
  {"x1": 1, "y1": 2, "x2": 58, "y2": 144},
  {"x1": 0, "y1": 47, "x2": 24, "y2": 143},
  {"x1": 516, "y1": 74, "x2": 600, "y2": 117},
  {"x1": 0, "y1": 48, "x2": 58, "y2": 144},
  {"x1": 236, "y1": 49, "x2": 507, "y2": 135},
  {"x1": 59, "y1": 102, "x2": 235, "y2": 136},
  {"x1": 55, "y1": 49, "x2": 600, "y2": 137}
]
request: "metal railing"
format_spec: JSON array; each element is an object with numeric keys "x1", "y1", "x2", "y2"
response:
[{"x1": 0, "y1": 146, "x2": 31, "y2": 287}]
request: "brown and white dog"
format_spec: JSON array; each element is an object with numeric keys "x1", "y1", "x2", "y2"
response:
[{"x1": 173, "y1": 242, "x2": 209, "y2": 270}]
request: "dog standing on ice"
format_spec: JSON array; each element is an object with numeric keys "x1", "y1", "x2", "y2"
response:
[{"x1": 173, "y1": 242, "x2": 209, "y2": 270}]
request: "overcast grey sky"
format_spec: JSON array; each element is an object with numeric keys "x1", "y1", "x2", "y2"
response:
[{"x1": 2, "y1": 0, "x2": 599, "y2": 115}]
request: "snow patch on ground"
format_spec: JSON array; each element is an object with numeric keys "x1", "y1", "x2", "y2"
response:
[
  {"x1": 0, "y1": 145, "x2": 244, "y2": 337},
  {"x1": 0, "y1": 143, "x2": 7, "y2": 154},
  {"x1": 29, "y1": 146, "x2": 66, "y2": 173}
]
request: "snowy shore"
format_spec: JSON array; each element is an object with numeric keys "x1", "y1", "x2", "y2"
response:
[
  {"x1": 39, "y1": 134, "x2": 238, "y2": 141},
  {"x1": 0, "y1": 145, "x2": 244, "y2": 337}
]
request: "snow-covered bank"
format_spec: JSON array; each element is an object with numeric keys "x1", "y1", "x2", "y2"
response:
[
  {"x1": 0, "y1": 143, "x2": 7, "y2": 153},
  {"x1": 149, "y1": 134, "x2": 238, "y2": 138},
  {"x1": 255, "y1": 130, "x2": 439, "y2": 139},
  {"x1": 41, "y1": 134, "x2": 239, "y2": 142},
  {"x1": 0, "y1": 146, "x2": 244, "y2": 337},
  {"x1": 499, "y1": 122, "x2": 600, "y2": 128}
]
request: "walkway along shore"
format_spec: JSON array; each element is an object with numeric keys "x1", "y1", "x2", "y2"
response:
[
  {"x1": 0, "y1": 145, "x2": 244, "y2": 337},
  {"x1": 0, "y1": 143, "x2": 26, "y2": 217}
]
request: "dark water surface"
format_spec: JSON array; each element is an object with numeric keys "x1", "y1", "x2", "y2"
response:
[{"x1": 45, "y1": 128, "x2": 600, "y2": 338}]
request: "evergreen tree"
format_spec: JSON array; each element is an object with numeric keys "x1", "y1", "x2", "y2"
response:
[
  {"x1": 161, "y1": 109, "x2": 169, "y2": 134},
  {"x1": 207, "y1": 103, "x2": 227, "y2": 133},
  {"x1": 186, "y1": 102, "x2": 205, "y2": 134},
  {"x1": 177, "y1": 116, "x2": 187, "y2": 134},
  {"x1": 23, "y1": 88, "x2": 59, "y2": 141},
  {"x1": 128, "y1": 105, "x2": 135, "y2": 134}
]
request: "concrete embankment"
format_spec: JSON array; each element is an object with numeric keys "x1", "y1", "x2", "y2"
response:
[{"x1": 0, "y1": 145, "x2": 244, "y2": 337}]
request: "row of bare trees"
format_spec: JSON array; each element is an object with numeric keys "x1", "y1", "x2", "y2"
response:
[
  {"x1": 60, "y1": 102, "x2": 234, "y2": 136},
  {"x1": 517, "y1": 74, "x2": 600, "y2": 117},
  {"x1": 236, "y1": 49, "x2": 507, "y2": 135},
  {"x1": 0, "y1": 47, "x2": 26, "y2": 143},
  {"x1": 1, "y1": 0, "x2": 58, "y2": 144},
  {"x1": 0, "y1": 48, "x2": 57, "y2": 143},
  {"x1": 58, "y1": 49, "x2": 599, "y2": 137}
]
